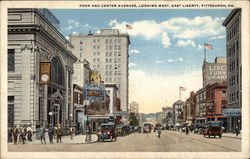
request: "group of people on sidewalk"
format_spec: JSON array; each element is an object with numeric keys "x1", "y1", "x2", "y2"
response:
[
  {"x1": 9, "y1": 124, "x2": 70, "y2": 145},
  {"x1": 8, "y1": 124, "x2": 34, "y2": 144}
]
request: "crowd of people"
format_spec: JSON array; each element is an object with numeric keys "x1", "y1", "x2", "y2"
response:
[{"x1": 8, "y1": 124, "x2": 70, "y2": 145}]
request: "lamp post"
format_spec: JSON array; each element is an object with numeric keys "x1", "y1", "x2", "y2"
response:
[
  {"x1": 84, "y1": 105, "x2": 91, "y2": 142},
  {"x1": 70, "y1": 113, "x2": 73, "y2": 139},
  {"x1": 49, "y1": 112, "x2": 53, "y2": 127}
]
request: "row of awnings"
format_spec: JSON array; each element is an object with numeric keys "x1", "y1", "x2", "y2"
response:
[{"x1": 222, "y1": 109, "x2": 241, "y2": 117}]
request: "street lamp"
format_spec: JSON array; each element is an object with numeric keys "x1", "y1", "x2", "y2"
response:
[
  {"x1": 84, "y1": 105, "x2": 91, "y2": 142},
  {"x1": 49, "y1": 112, "x2": 53, "y2": 127},
  {"x1": 70, "y1": 113, "x2": 73, "y2": 139}
]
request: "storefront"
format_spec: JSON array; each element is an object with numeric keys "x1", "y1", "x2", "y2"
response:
[{"x1": 223, "y1": 109, "x2": 241, "y2": 132}]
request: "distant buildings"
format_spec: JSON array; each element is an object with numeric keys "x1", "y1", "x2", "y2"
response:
[
  {"x1": 223, "y1": 8, "x2": 242, "y2": 131},
  {"x1": 129, "y1": 101, "x2": 139, "y2": 114},
  {"x1": 172, "y1": 100, "x2": 185, "y2": 125},
  {"x1": 70, "y1": 29, "x2": 130, "y2": 113}
]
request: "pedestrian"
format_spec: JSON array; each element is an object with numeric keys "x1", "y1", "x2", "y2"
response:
[
  {"x1": 235, "y1": 126, "x2": 240, "y2": 136},
  {"x1": 19, "y1": 126, "x2": 26, "y2": 144},
  {"x1": 8, "y1": 127, "x2": 13, "y2": 143},
  {"x1": 12, "y1": 125, "x2": 19, "y2": 145},
  {"x1": 69, "y1": 127, "x2": 73, "y2": 140},
  {"x1": 27, "y1": 124, "x2": 33, "y2": 142},
  {"x1": 157, "y1": 127, "x2": 161, "y2": 138},
  {"x1": 56, "y1": 124, "x2": 63, "y2": 143},
  {"x1": 186, "y1": 126, "x2": 189, "y2": 135},
  {"x1": 48, "y1": 124, "x2": 54, "y2": 144},
  {"x1": 39, "y1": 126, "x2": 46, "y2": 144}
]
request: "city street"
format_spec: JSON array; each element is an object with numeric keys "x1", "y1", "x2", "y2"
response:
[{"x1": 8, "y1": 131, "x2": 241, "y2": 152}]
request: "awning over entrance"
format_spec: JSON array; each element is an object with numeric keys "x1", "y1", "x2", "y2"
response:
[
  {"x1": 89, "y1": 115, "x2": 112, "y2": 120},
  {"x1": 222, "y1": 109, "x2": 241, "y2": 117}
]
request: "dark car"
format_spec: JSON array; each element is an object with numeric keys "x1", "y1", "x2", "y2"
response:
[{"x1": 203, "y1": 121, "x2": 223, "y2": 138}]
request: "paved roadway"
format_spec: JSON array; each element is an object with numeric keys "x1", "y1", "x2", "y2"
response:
[{"x1": 8, "y1": 130, "x2": 241, "y2": 152}]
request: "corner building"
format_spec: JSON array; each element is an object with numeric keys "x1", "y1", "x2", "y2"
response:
[
  {"x1": 223, "y1": 8, "x2": 242, "y2": 131},
  {"x1": 70, "y1": 29, "x2": 130, "y2": 113},
  {"x1": 7, "y1": 9, "x2": 77, "y2": 130}
]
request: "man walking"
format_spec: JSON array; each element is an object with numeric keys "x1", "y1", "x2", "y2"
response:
[
  {"x1": 27, "y1": 125, "x2": 33, "y2": 142},
  {"x1": 48, "y1": 124, "x2": 54, "y2": 144},
  {"x1": 186, "y1": 125, "x2": 189, "y2": 135},
  {"x1": 39, "y1": 126, "x2": 46, "y2": 144},
  {"x1": 19, "y1": 126, "x2": 26, "y2": 144},
  {"x1": 12, "y1": 125, "x2": 19, "y2": 145},
  {"x1": 56, "y1": 124, "x2": 63, "y2": 143}
]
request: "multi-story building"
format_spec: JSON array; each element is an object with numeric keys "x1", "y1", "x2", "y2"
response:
[
  {"x1": 202, "y1": 57, "x2": 227, "y2": 87},
  {"x1": 205, "y1": 82, "x2": 227, "y2": 128},
  {"x1": 72, "y1": 58, "x2": 91, "y2": 87},
  {"x1": 162, "y1": 107, "x2": 173, "y2": 128},
  {"x1": 70, "y1": 29, "x2": 130, "y2": 113},
  {"x1": 185, "y1": 91, "x2": 196, "y2": 125},
  {"x1": 172, "y1": 100, "x2": 185, "y2": 125},
  {"x1": 222, "y1": 8, "x2": 242, "y2": 132},
  {"x1": 7, "y1": 9, "x2": 77, "y2": 131},
  {"x1": 195, "y1": 88, "x2": 207, "y2": 125},
  {"x1": 129, "y1": 101, "x2": 139, "y2": 114}
]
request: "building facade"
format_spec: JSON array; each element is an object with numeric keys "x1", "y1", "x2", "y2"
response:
[
  {"x1": 222, "y1": 8, "x2": 242, "y2": 132},
  {"x1": 129, "y1": 101, "x2": 139, "y2": 114},
  {"x1": 202, "y1": 57, "x2": 227, "y2": 87},
  {"x1": 70, "y1": 29, "x2": 130, "y2": 112},
  {"x1": 7, "y1": 9, "x2": 77, "y2": 131},
  {"x1": 195, "y1": 88, "x2": 207, "y2": 125},
  {"x1": 172, "y1": 100, "x2": 185, "y2": 125}
]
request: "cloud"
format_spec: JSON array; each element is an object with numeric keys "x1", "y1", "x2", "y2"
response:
[
  {"x1": 130, "y1": 49, "x2": 140, "y2": 54},
  {"x1": 209, "y1": 35, "x2": 226, "y2": 40},
  {"x1": 129, "y1": 62, "x2": 137, "y2": 67},
  {"x1": 161, "y1": 32, "x2": 171, "y2": 48},
  {"x1": 64, "y1": 19, "x2": 81, "y2": 31},
  {"x1": 167, "y1": 57, "x2": 183, "y2": 63},
  {"x1": 108, "y1": 16, "x2": 225, "y2": 48},
  {"x1": 156, "y1": 60, "x2": 163, "y2": 64},
  {"x1": 129, "y1": 70, "x2": 202, "y2": 113},
  {"x1": 177, "y1": 39, "x2": 196, "y2": 47}
]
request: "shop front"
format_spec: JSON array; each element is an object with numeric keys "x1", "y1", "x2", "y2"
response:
[{"x1": 222, "y1": 109, "x2": 241, "y2": 132}]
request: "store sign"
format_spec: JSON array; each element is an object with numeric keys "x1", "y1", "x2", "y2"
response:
[
  {"x1": 83, "y1": 85, "x2": 105, "y2": 101},
  {"x1": 40, "y1": 62, "x2": 51, "y2": 85},
  {"x1": 207, "y1": 64, "x2": 227, "y2": 80},
  {"x1": 223, "y1": 109, "x2": 241, "y2": 117}
]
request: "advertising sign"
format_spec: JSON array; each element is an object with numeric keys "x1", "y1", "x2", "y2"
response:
[{"x1": 83, "y1": 85, "x2": 105, "y2": 101}]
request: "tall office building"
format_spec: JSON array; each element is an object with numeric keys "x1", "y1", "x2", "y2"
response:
[
  {"x1": 223, "y1": 8, "x2": 242, "y2": 131},
  {"x1": 70, "y1": 29, "x2": 130, "y2": 112}
]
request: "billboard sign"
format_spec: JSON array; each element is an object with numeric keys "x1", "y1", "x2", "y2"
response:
[{"x1": 83, "y1": 84, "x2": 105, "y2": 101}]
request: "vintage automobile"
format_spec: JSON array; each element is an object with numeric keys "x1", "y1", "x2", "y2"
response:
[
  {"x1": 203, "y1": 121, "x2": 223, "y2": 138},
  {"x1": 143, "y1": 123, "x2": 152, "y2": 133},
  {"x1": 98, "y1": 122, "x2": 117, "y2": 142},
  {"x1": 193, "y1": 123, "x2": 206, "y2": 134}
]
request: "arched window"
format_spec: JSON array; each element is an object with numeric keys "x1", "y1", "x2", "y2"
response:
[{"x1": 51, "y1": 57, "x2": 64, "y2": 86}]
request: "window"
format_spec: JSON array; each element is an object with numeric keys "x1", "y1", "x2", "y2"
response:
[
  {"x1": 109, "y1": 46, "x2": 112, "y2": 50},
  {"x1": 51, "y1": 57, "x2": 64, "y2": 86},
  {"x1": 114, "y1": 52, "x2": 117, "y2": 56},
  {"x1": 93, "y1": 52, "x2": 96, "y2": 56},
  {"x1": 118, "y1": 58, "x2": 121, "y2": 63},
  {"x1": 77, "y1": 94, "x2": 80, "y2": 103},
  {"x1": 93, "y1": 46, "x2": 96, "y2": 49},
  {"x1": 93, "y1": 39, "x2": 96, "y2": 42},
  {"x1": 80, "y1": 52, "x2": 83, "y2": 58},
  {"x1": 118, "y1": 71, "x2": 121, "y2": 75},
  {"x1": 97, "y1": 52, "x2": 100, "y2": 56},
  {"x1": 8, "y1": 49, "x2": 15, "y2": 71},
  {"x1": 106, "y1": 46, "x2": 109, "y2": 50},
  {"x1": 114, "y1": 64, "x2": 118, "y2": 69},
  {"x1": 109, "y1": 65, "x2": 112, "y2": 69},
  {"x1": 93, "y1": 58, "x2": 96, "y2": 62},
  {"x1": 118, "y1": 39, "x2": 121, "y2": 43},
  {"x1": 97, "y1": 39, "x2": 100, "y2": 42},
  {"x1": 80, "y1": 46, "x2": 83, "y2": 51},
  {"x1": 109, "y1": 71, "x2": 112, "y2": 76},
  {"x1": 109, "y1": 39, "x2": 112, "y2": 44},
  {"x1": 118, "y1": 45, "x2": 121, "y2": 50},
  {"x1": 105, "y1": 39, "x2": 108, "y2": 44},
  {"x1": 105, "y1": 52, "x2": 108, "y2": 56},
  {"x1": 109, "y1": 58, "x2": 112, "y2": 63},
  {"x1": 105, "y1": 78, "x2": 108, "y2": 82},
  {"x1": 118, "y1": 52, "x2": 121, "y2": 56},
  {"x1": 105, "y1": 71, "x2": 108, "y2": 76},
  {"x1": 97, "y1": 65, "x2": 100, "y2": 69},
  {"x1": 105, "y1": 58, "x2": 108, "y2": 63},
  {"x1": 97, "y1": 46, "x2": 100, "y2": 49},
  {"x1": 221, "y1": 90, "x2": 226, "y2": 97},
  {"x1": 114, "y1": 71, "x2": 117, "y2": 75},
  {"x1": 114, "y1": 45, "x2": 117, "y2": 50},
  {"x1": 114, "y1": 58, "x2": 117, "y2": 63},
  {"x1": 97, "y1": 59, "x2": 100, "y2": 62},
  {"x1": 114, "y1": 39, "x2": 117, "y2": 44},
  {"x1": 93, "y1": 65, "x2": 96, "y2": 69},
  {"x1": 109, "y1": 78, "x2": 112, "y2": 82},
  {"x1": 109, "y1": 52, "x2": 112, "y2": 56}
]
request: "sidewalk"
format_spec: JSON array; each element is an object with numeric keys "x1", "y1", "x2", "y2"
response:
[
  {"x1": 20, "y1": 134, "x2": 98, "y2": 145},
  {"x1": 222, "y1": 133, "x2": 242, "y2": 139}
]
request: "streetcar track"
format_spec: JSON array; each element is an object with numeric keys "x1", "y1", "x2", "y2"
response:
[{"x1": 166, "y1": 131, "x2": 239, "y2": 152}]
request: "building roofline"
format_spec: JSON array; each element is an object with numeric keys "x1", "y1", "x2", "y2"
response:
[{"x1": 223, "y1": 8, "x2": 241, "y2": 27}]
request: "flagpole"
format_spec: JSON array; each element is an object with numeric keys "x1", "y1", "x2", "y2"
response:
[{"x1": 204, "y1": 42, "x2": 206, "y2": 62}]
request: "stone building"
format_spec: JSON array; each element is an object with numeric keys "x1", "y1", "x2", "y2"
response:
[
  {"x1": 172, "y1": 100, "x2": 185, "y2": 125},
  {"x1": 7, "y1": 8, "x2": 77, "y2": 131},
  {"x1": 222, "y1": 8, "x2": 242, "y2": 131},
  {"x1": 70, "y1": 29, "x2": 130, "y2": 113}
]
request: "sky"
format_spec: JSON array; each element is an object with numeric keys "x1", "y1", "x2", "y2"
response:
[{"x1": 50, "y1": 9, "x2": 232, "y2": 114}]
